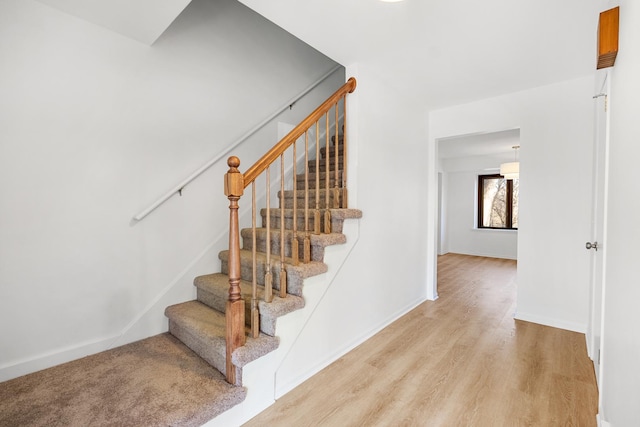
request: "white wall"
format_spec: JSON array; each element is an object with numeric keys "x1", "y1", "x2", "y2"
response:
[
  {"x1": 270, "y1": 63, "x2": 430, "y2": 393},
  {"x1": 0, "y1": 0, "x2": 342, "y2": 380},
  {"x1": 440, "y1": 154, "x2": 518, "y2": 259},
  {"x1": 429, "y1": 75, "x2": 595, "y2": 333},
  {"x1": 600, "y1": 0, "x2": 640, "y2": 423}
]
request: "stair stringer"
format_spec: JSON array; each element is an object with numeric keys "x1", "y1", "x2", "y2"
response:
[{"x1": 202, "y1": 218, "x2": 360, "y2": 427}]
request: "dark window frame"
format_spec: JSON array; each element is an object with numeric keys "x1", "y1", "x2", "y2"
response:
[{"x1": 477, "y1": 174, "x2": 518, "y2": 230}]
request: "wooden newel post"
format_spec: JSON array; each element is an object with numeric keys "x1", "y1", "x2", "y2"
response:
[{"x1": 224, "y1": 156, "x2": 245, "y2": 385}]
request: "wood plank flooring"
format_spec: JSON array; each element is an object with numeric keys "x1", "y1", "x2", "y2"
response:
[{"x1": 243, "y1": 253, "x2": 598, "y2": 426}]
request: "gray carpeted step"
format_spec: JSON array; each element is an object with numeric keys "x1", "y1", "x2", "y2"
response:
[
  {"x1": 294, "y1": 170, "x2": 343, "y2": 190},
  {"x1": 165, "y1": 301, "x2": 279, "y2": 386},
  {"x1": 307, "y1": 155, "x2": 344, "y2": 173},
  {"x1": 242, "y1": 227, "x2": 346, "y2": 262},
  {"x1": 319, "y1": 142, "x2": 344, "y2": 159},
  {"x1": 279, "y1": 188, "x2": 346, "y2": 209},
  {"x1": 260, "y1": 208, "x2": 361, "y2": 234},
  {"x1": 0, "y1": 333, "x2": 246, "y2": 427},
  {"x1": 219, "y1": 249, "x2": 328, "y2": 296},
  {"x1": 194, "y1": 273, "x2": 304, "y2": 336}
]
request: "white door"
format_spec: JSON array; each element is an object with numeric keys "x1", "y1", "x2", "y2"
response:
[{"x1": 587, "y1": 69, "x2": 611, "y2": 383}]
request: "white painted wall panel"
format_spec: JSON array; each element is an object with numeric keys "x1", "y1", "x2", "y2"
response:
[
  {"x1": 272, "y1": 64, "x2": 430, "y2": 395},
  {"x1": 600, "y1": 0, "x2": 640, "y2": 423},
  {"x1": 429, "y1": 76, "x2": 594, "y2": 333},
  {"x1": 0, "y1": 0, "x2": 340, "y2": 379}
]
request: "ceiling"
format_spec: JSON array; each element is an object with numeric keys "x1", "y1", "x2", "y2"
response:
[
  {"x1": 35, "y1": 0, "x2": 192, "y2": 45},
  {"x1": 438, "y1": 129, "x2": 520, "y2": 159},
  {"x1": 237, "y1": 0, "x2": 614, "y2": 110},
  {"x1": 35, "y1": 0, "x2": 614, "y2": 111}
]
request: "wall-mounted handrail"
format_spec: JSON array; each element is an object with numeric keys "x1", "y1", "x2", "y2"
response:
[
  {"x1": 131, "y1": 64, "x2": 342, "y2": 222},
  {"x1": 242, "y1": 77, "x2": 356, "y2": 188}
]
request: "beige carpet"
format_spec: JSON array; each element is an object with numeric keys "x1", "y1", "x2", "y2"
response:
[{"x1": 0, "y1": 333, "x2": 246, "y2": 427}]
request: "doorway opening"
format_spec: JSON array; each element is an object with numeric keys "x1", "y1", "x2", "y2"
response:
[{"x1": 436, "y1": 129, "x2": 521, "y2": 298}]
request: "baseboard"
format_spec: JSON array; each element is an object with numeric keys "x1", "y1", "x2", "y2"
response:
[
  {"x1": 514, "y1": 311, "x2": 586, "y2": 333},
  {"x1": 0, "y1": 236, "x2": 224, "y2": 383},
  {"x1": 449, "y1": 250, "x2": 517, "y2": 260},
  {"x1": 0, "y1": 334, "x2": 119, "y2": 382},
  {"x1": 585, "y1": 331, "x2": 594, "y2": 360},
  {"x1": 274, "y1": 297, "x2": 427, "y2": 398},
  {"x1": 597, "y1": 413, "x2": 611, "y2": 427}
]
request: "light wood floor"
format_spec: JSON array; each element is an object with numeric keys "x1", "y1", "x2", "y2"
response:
[{"x1": 243, "y1": 254, "x2": 598, "y2": 426}]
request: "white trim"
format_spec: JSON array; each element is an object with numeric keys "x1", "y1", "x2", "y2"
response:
[
  {"x1": 514, "y1": 311, "x2": 586, "y2": 333},
  {"x1": 471, "y1": 227, "x2": 518, "y2": 233},
  {"x1": 448, "y1": 250, "x2": 517, "y2": 260},
  {"x1": 0, "y1": 334, "x2": 119, "y2": 382},
  {"x1": 597, "y1": 413, "x2": 611, "y2": 427},
  {"x1": 274, "y1": 297, "x2": 427, "y2": 398}
]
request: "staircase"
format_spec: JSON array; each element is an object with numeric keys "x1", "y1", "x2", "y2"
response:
[
  {"x1": 0, "y1": 79, "x2": 358, "y2": 427},
  {"x1": 164, "y1": 133, "x2": 362, "y2": 411}
]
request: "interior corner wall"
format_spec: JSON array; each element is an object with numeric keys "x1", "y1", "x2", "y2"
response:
[
  {"x1": 429, "y1": 75, "x2": 594, "y2": 333},
  {"x1": 0, "y1": 0, "x2": 341, "y2": 380},
  {"x1": 600, "y1": 0, "x2": 640, "y2": 423}
]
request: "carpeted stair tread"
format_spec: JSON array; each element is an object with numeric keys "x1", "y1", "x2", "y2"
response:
[
  {"x1": 243, "y1": 227, "x2": 347, "y2": 245},
  {"x1": 295, "y1": 170, "x2": 344, "y2": 182},
  {"x1": 319, "y1": 144, "x2": 344, "y2": 159},
  {"x1": 194, "y1": 273, "x2": 304, "y2": 336},
  {"x1": 279, "y1": 188, "x2": 346, "y2": 209},
  {"x1": 279, "y1": 188, "x2": 344, "y2": 198},
  {"x1": 165, "y1": 301, "x2": 279, "y2": 385},
  {"x1": 260, "y1": 208, "x2": 362, "y2": 233},
  {"x1": 307, "y1": 156, "x2": 344, "y2": 172},
  {"x1": 242, "y1": 228, "x2": 346, "y2": 261},
  {"x1": 294, "y1": 176, "x2": 342, "y2": 190},
  {"x1": 0, "y1": 333, "x2": 245, "y2": 427},
  {"x1": 219, "y1": 249, "x2": 328, "y2": 296},
  {"x1": 261, "y1": 208, "x2": 362, "y2": 222}
]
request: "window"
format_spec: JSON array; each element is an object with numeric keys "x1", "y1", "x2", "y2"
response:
[{"x1": 478, "y1": 174, "x2": 519, "y2": 229}]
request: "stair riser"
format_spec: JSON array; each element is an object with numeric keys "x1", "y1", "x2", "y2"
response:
[
  {"x1": 168, "y1": 321, "x2": 228, "y2": 378},
  {"x1": 280, "y1": 197, "x2": 338, "y2": 210},
  {"x1": 259, "y1": 219, "x2": 324, "y2": 233},
  {"x1": 307, "y1": 157, "x2": 344, "y2": 173},
  {"x1": 242, "y1": 233, "x2": 326, "y2": 263},
  {"x1": 195, "y1": 287, "x2": 228, "y2": 315},
  {"x1": 220, "y1": 258, "x2": 303, "y2": 296},
  {"x1": 260, "y1": 211, "x2": 329, "y2": 232},
  {"x1": 279, "y1": 190, "x2": 345, "y2": 209},
  {"x1": 197, "y1": 287, "x2": 277, "y2": 336},
  {"x1": 259, "y1": 214, "x2": 346, "y2": 234},
  {"x1": 296, "y1": 170, "x2": 344, "y2": 182},
  {"x1": 295, "y1": 178, "x2": 341, "y2": 190},
  {"x1": 319, "y1": 146, "x2": 344, "y2": 159}
]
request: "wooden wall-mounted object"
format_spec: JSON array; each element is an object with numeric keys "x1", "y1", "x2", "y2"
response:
[{"x1": 597, "y1": 6, "x2": 619, "y2": 69}]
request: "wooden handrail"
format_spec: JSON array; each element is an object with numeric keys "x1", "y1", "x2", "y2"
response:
[
  {"x1": 223, "y1": 77, "x2": 356, "y2": 385},
  {"x1": 242, "y1": 78, "x2": 356, "y2": 187}
]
